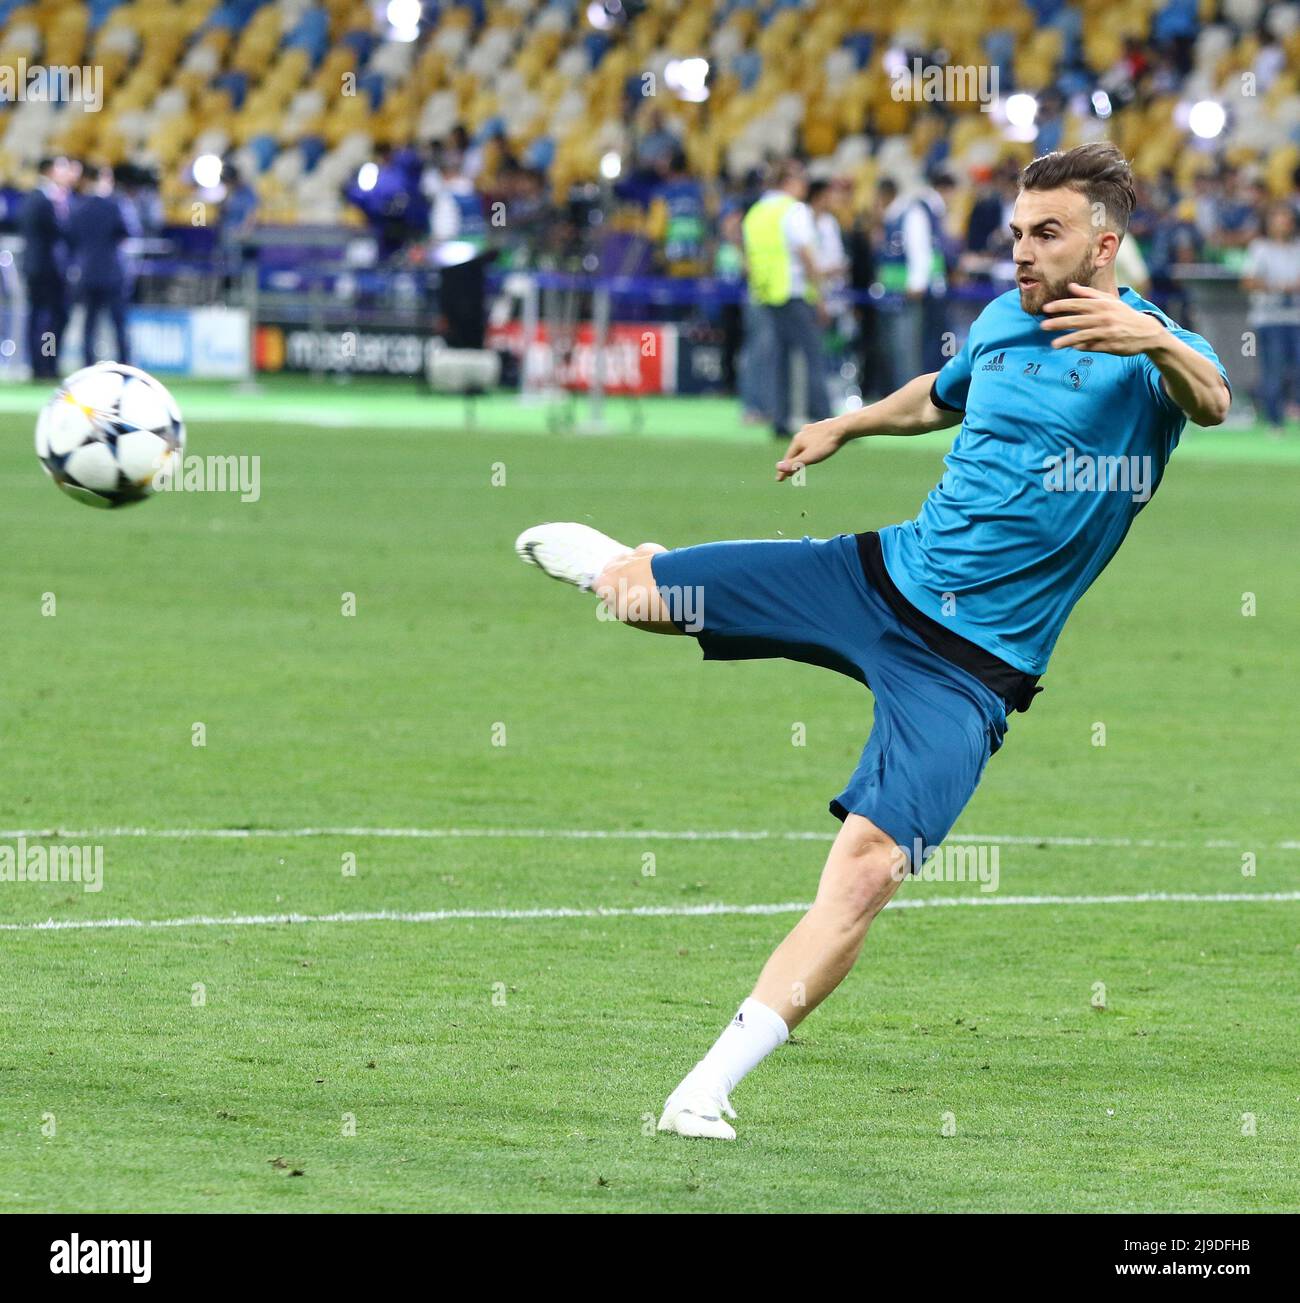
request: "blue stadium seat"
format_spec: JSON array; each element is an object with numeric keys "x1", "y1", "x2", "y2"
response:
[
  {"x1": 583, "y1": 33, "x2": 611, "y2": 67},
  {"x1": 733, "y1": 52, "x2": 762, "y2": 92},
  {"x1": 87, "y1": 0, "x2": 129, "y2": 31},
  {"x1": 1037, "y1": 118, "x2": 1064, "y2": 153},
  {"x1": 357, "y1": 72, "x2": 387, "y2": 111},
  {"x1": 248, "y1": 134, "x2": 279, "y2": 173},
  {"x1": 207, "y1": 0, "x2": 268, "y2": 31},
  {"x1": 842, "y1": 33, "x2": 876, "y2": 70},
  {"x1": 1154, "y1": 0, "x2": 1199, "y2": 42},
  {"x1": 524, "y1": 136, "x2": 556, "y2": 172},
  {"x1": 340, "y1": 30, "x2": 376, "y2": 64},
  {"x1": 983, "y1": 29, "x2": 1017, "y2": 78},
  {"x1": 211, "y1": 71, "x2": 249, "y2": 111},
  {"x1": 299, "y1": 135, "x2": 328, "y2": 173},
  {"x1": 284, "y1": 9, "x2": 329, "y2": 64}
]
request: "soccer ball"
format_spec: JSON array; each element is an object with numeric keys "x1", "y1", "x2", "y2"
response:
[{"x1": 35, "y1": 362, "x2": 185, "y2": 509}]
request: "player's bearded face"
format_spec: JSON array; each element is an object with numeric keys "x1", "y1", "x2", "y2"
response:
[
  {"x1": 1011, "y1": 189, "x2": 1104, "y2": 314},
  {"x1": 1022, "y1": 245, "x2": 1098, "y2": 314}
]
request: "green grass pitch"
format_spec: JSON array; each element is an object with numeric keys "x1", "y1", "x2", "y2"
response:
[{"x1": 0, "y1": 380, "x2": 1296, "y2": 1213}]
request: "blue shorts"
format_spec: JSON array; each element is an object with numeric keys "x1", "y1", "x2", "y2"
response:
[{"x1": 650, "y1": 534, "x2": 1009, "y2": 868}]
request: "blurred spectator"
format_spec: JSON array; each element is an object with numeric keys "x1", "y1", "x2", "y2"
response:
[
  {"x1": 221, "y1": 163, "x2": 259, "y2": 243},
  {"x1": 1114, "y1": 229, "x2": 1151, "y2": 297},
  {"x1": 845, "y1": 199, "x2": 883, "y2": 397},
  {"x1": 964, "y1": 165, "x2": 1005, "y2": 262},
  {"x1": 1213, "y1": 168, "x2": 1260, "y2": 253},
  {"x1": 742, "y1": 159, "x2": 828, "y2": 438},
  {"x1": 1035, "y1": 89, "x2": 1066, "y2": 155},
  {"x1": 1191, "y1": 170, "x2": 1223, "y2": 249},
  {"x1": 1145, "y1": 196, "x2": 1202, "y2": 324},
  {"x1": 634, "y1": 108, "x2": 681, "y2": 172},
  {"x1": 960, "y1": 160, "x2": 1020, "y2": 282},
  {"x1": 713, "y1": 204, "x2": 746, "y2": 398},
  {"x1": 489, "y1": 162, "x2": 553, "y2": 267},
  {"x1": 449, "y1": 124, "x2": 484, "y2": 182},
  {"x1": 427, "y1": 145, "x2": 488, "y2": 253},
  {"x1": 346, "y1": 145, "x2": 421, "y2": 258},
  {"x1": 114, "y1": 163, "x2": 163, "y2": 240},
  {"x1": 646, "y1": 149, "x2": 707, "y2": 276},
  {"x1": 19, "y1": 155, "x2": 79, "y2": 379},
  {"x1": 1243, "y1": 202, "x2": 1300, "y2": 433},
  {"x1": 67, "y1": 165, "x2": 132, "y2": 367},
  {"x1": 808, "y1": 179, "x2": 848, "y2": 300},
  {"x1": 1252, "y1": 24, "x2": 1286, "y2": 94},
  {"x1": 810, "y1": 176, "x2": 857, "y2": 406},
  {"x1": 426, "y1": 144, "x2": 492, "y2": 348},
  {"x1": 876, "y1": 175, "x2": 943, "y2": 390}
]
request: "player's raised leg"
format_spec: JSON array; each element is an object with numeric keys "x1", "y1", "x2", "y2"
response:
[
  {"x1": 514, "y1": 521, "x2": 633, "y2": 591},
  {"x1": 657, "y1": 814, "x2": 906, "y2": 1140},
  {"x1": 515, "y1": 521, "x2": 683, "y2": 633}
]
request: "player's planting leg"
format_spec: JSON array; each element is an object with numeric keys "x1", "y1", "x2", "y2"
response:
[
  {"x1": 657, "y1": 815, "x2": 906, "y2": 1141},
  {"x1": 751, "y1": 814, "x2": 906, "y2": 1025}
]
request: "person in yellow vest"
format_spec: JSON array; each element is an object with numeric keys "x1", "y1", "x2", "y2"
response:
[{"x1": 742, "y1": 159, "x2": 829, "y2": 437}]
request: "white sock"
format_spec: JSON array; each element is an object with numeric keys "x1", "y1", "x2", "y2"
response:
[{"x1": 683, "y1": 997, "x2": 789, "y2": 1098}]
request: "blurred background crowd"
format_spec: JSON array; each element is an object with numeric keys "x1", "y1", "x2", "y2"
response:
[{"x1": 2, "y1": 0, "x2": 1299, "y2": 426}]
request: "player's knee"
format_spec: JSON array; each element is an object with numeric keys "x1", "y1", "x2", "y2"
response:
[
  {"x1": 817, "y1": 822, "x2": 907, "y2": 924},
  {"x1": 594, "y1": 552, "x2": 657, "y2": 625}
]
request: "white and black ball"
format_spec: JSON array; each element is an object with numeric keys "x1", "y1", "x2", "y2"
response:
[{"x1": 35, "y1": 362, "x2": 185, "y2": 509}]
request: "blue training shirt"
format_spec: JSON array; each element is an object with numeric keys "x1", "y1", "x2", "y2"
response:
[{"x1": 879, "y1": 287, "x2": 1228, "y2": 675}]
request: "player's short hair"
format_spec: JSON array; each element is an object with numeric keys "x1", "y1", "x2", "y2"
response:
[{"x1": 1019, "y1": 142, "x2": 1136, "y2": 236}]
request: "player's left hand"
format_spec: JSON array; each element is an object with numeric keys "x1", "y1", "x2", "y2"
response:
[{"x1": 1040, "y1": 284, "x2": 1166, "y2": 356}]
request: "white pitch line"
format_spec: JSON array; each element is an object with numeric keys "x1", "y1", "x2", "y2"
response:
[
  {"x1": 0, "y1": 827, "x2": 1293, "y2": 851},
  {"x1": 2, "y1": 891, "x2": 1297, "y2": 934}
]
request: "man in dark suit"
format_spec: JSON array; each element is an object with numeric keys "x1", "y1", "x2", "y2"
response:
[
  {"x1": 18, "y1": 156, "x2": 78, "y2": 379},
  {"x1": 68, "y1": 165, "x2": 134, "y2": 367}
]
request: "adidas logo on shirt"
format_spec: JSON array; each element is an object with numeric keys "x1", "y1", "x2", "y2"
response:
[{"x1": 980, "y1": 351, "x2": 1006, "y2": 371}]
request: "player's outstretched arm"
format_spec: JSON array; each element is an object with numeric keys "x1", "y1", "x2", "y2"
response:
[
  {"x1": 775, "y1": 371, "x2": 959, "y2": 481},
  {"x1": 1041, "y1": 283, "x2": 1231, "y2": 427}
]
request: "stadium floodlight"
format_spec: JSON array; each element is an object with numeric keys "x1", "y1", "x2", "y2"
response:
[
  {"x1": 881, "y1": 45, "x2": 909, "y2": 78},
  {"x1": 192, "y1": 153, "x2": 223, "y2": 188},
  {"x1": 1188, "y1": 100, "x2": 1226, "y2": 139},
  {"x1": 1091, "y1": 90, "x2": 1112, "y2": 118},
  {"x1": 586, "y1": 1, "x2": 620, "y2": 32},
  {"x1": 385, "y1": 0, "x2": 421, "y2": 42},
  {"x1": 357, "y1": 161, "x2": 379, "y2": 192},
  {"x1": 1004, "y1": 93, "x2": 1038, "y2": 129},
  {"x1": 664, "y1": 58, "x2": 709, "y2": 102},
  {"x1": 599, "y1": 151, "x2": 622, "y2": 180}
]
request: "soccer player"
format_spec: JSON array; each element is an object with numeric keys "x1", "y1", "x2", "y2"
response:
[{"x1": 515, "y1": 142, "x2": 1230, "y2": 1140}]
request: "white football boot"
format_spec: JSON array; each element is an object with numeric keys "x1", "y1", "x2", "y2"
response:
[
  {"x1": 657, "y1": 1083, "x2": 738, "y2": 1140},
  {"x1": 514, "y1": 522, "x2": 630, "y2": 592}
]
